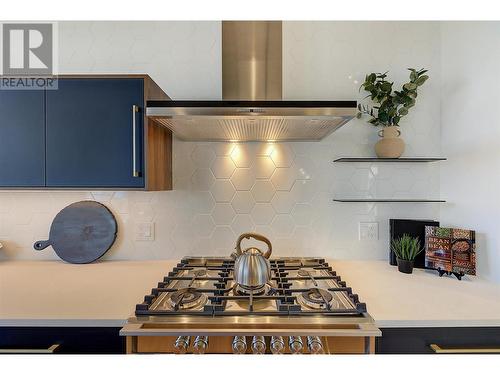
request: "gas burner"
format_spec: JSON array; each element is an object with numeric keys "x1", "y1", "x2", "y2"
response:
[
  {"x1": 136, "y1": 257, "x2": 365, "y2": 316},
  {"x1": 233, "y1": 283, "x2": 267, "y2": 296},
  {"x1": 167, "y1": 288, "x2": 208, "y2": 311},
  {"x1": 297, "y1": 288, "x2": 337, "y2": 310}
]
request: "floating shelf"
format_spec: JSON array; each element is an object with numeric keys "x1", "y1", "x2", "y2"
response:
[
  {"x1": 333, "y1": 199, "x2": 446, "y2": 203},
  {"x1": 333, "y1": 157, "x2": 446, "y2": 163}
]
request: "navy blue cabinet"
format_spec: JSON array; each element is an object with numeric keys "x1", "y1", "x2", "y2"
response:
[
  {"x1": 46, "y1": 79, "x2": 145, "y2": 188},
  {"x1": 0, "y1": 75, "x2": 171, "y2": 190},
  {"x1": 0, "y1": 90, "x2": 45, "y2": 187}
]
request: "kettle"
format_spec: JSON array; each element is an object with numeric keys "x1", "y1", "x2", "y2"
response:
[{"x1": 231, "y1": 233, "x2": 273, "y2": 288}]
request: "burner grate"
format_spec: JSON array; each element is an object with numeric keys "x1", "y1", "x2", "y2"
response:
[{"x1": 135, "y1": 257, "x2": 367, "y2": 316}]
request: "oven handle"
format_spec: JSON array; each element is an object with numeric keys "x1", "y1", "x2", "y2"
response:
[
  {"x1": 0, "y1": 344, "x2": 60, "y2": 354},
  {"x1": 430, "y1": 344, "x2": 500, "y2": 354}
]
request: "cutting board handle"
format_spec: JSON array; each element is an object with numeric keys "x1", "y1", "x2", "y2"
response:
[{"x1": 33, "y1": 240, "x2": 51, "y2": 250}]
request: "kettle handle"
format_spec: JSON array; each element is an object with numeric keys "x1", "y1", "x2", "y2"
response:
[{"x1": 234, "y1": 232, "x2": 273, "y2": 259}]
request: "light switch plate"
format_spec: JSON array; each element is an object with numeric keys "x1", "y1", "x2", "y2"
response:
[
  {"x1": 135, "y1": 222, "x2": 155, "y2": 241},
  {"x1": 359, "y1": 222, "x2": 379, "y2": 240}
]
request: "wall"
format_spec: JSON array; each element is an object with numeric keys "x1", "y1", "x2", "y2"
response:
[
  {"x1": 440, "y1": 22, "x2": 500, "y2": 283},
  {"x1": 0, "y1": 21, "x2": 441, "y2": 262}
]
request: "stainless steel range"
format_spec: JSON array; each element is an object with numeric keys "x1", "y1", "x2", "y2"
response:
[{"x1": 120, "y1": 256, "x2": 381, "y2": 354}]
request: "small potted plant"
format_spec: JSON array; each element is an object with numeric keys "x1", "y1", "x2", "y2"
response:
[
  {"x1": 391, "y1": 234, "x2": 424, "y2": 274},
  {"x1": 357, "y1": 68, "x2": 429, "y2": 158}
]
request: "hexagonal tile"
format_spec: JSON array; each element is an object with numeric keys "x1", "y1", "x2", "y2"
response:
[
  {"x1": 131, "y1": 202, "x2": 154, "y2": 222},
  {"x1": 191, "y1": 145, "x2": 216, "y2": 167},
  {"x1": 251, "y1": 203, "x2": 275, "y2": 225},
  {"x1": 294, "y1": 155, "x2": 316, "y2": 180},
  {"x1": 290, "y1": 180, "x2": 317, "y2": 203},
  {"x1": 292, "y1": 203, "x2": 312, "y2": 226},
  {"x1": 192, "y1": 214, "x2": 215, "y2": 237},
  {"x1": 213, "y1": 143, "x2": 235, "y2": 156},
  {"x1": 255, "y1": 143, "x2": 275, "y2": 156},
  {"x1": 191, "y1": 169, "x2": 215, "y2": 191},
  {"x1": 370, "y1": 164, "x2": 394, "y2": 180},
  {"x1": 254, "y1": 156, "x2": 276, "y2": 179},
  {"x1": 251, "y1": 180, "x2": 275, "y2": 202},
  {"x1": 349, "y1": 168, "x2": 374, "y2": 192},
  {"x1": 231, "y1": 168, "x2": 256, "y2": 191},
  {"x1": 231, "y1": 191, "x2": 256, "y2": 214},
  {"x1": 392, "y1": 169, "x2": 413, "y2": 192},
  {"x1": 270, "y1": 144, "x2": 294, "y2": 167},
  {"x1": 190, "y1": 191, "x2": 215, "y2": 215},
  {"x1": 271, "y1": 215, "x2": 295, "y2": 236},
  {"x1": 211, "y1": 180, "x2": 236, "y2": 202},
  {"x1": 172, "y1": 223, "x2": 195, "y2": 252},
  {"x1": 211, "y1": 157, "x2": 236, "y2": 179},
  {"x1": 231, "y1": 214, "x2": 255, "y2": 234},
  {"x1": 211, "y1": 203, "x2": 236, "y2": 225},
  {"x1": 210, "y1": 226, "x2": 235, "y2": 252},
  {"x1": 271, "y1": 168, "x2": 296, "y2": 191},
  {"x1": 230, "y1": 144, "x2": 253, "y2": 168},
  {"x1": 369, "y1": 179, "x2": 394, "y2": 198},
  {"x1": 271, "y1": 191, "x2": 295, "y2": 214},
  {"x1": 91, "y1": 191, "x2": 114, "y2": 203}
]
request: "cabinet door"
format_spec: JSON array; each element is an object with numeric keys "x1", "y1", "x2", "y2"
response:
[
  {"x1": 0, "y1": 90, "x2": 45, "y2": 187},
  {"x1": 376, "y1": 327, "x2": 500, "y2": 354},
  {"x1": 46, "y1": 79, "x2": 144, "y2": 188}
]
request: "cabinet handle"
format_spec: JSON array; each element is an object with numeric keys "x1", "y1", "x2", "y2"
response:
[
  {"x1": 132, "y1": 105, "x2": 140, "y2": 178},
  {"x1": 0, "y1": 344, "x2": 60, "y2": 354},
  {"x1": 430, "y1": 344, "x2": 500, "y2": 354}
]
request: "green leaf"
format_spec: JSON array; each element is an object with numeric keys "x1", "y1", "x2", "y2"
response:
[
  {"x1": 403, "y1": 82, "x2": 417, "y2": 91},
  {"x1": 378, "y1": 112, "x2": 389, "y2": 122},
  {"x1": 398, "y1": 107, "x2": 408, "y2": 116},
  {"x1": 368, "y1": 73, "x2": 376, "y2": 83},
  {"x1": 410, "y1": 71, "x2": 417, "y2": 81},
  {"x1": 393, "y1": 116, "x2": 401, "y2": 125},
  {"x1": 356, "y1": 112, "x2": 363, "y2": 119},
  {"x1": 416, "y1": 75, "x2": 429, "y2": 86},
  {"x1": 381, "y1": 82, "x2": 392, "y2": 92},
  {"x1": 405, "y1": 99, "x2": 416, "y2": 108}
]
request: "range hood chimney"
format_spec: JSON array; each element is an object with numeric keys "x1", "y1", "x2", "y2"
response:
[
  {"x1": 147, "y1": 21, "x2": 356, "y2": 142},
  {"x1": 222, "y1": 21, "x2": 282, "y2": 100}
]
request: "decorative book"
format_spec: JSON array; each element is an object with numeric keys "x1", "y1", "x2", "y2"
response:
[{"x1": 424, "y1": 226, "x2": 476, "y2": 278}]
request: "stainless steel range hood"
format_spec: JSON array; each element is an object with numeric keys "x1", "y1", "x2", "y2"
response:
[{"x1": 147, "y1": 21, "x2": 356, "y2": 142}]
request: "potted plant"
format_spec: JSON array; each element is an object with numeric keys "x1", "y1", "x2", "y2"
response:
[
  {"x1": 357, "y1": 68, "x2": 429, "y2": 158},
  {"x1": 391, "y1": 234, "x2": 424, "y2": 274}
]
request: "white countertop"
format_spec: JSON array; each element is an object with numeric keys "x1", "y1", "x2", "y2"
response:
[{"x1": 1, "y1": 260, "x2": 499, "y2": 328}]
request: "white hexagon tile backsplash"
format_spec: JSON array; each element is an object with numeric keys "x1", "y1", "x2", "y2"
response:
[{"x1": 0, "y1": 132, "x2": 440, "y2": 261}]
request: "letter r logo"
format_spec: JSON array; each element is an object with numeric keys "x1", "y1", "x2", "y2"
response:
[{"x1": 2, "y1": 23, "x2": 53, "y2": 75}]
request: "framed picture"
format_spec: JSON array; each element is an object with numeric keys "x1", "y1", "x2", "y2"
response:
[{"x1": 424, "y1": 226, "x2": 476, "y2": 276}]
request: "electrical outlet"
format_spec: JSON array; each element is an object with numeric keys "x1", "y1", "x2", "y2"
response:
[
  {"x1": 135, "y1": 222, "x2": 155, "y2": 241},
  {"x1": 359, "y1": 222, "x2": 379, "y2": 240}
]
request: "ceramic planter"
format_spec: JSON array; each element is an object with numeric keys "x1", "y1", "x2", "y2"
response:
[{"x1": 375, "y1": 126, "x2": 405, "y2": 158}]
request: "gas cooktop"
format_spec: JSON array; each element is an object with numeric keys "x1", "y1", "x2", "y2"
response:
[{"x1": 135, "y1": 257, "x2": 367, "y2": 317}]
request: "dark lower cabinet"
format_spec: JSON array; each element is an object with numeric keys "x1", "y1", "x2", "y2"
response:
[
  {"x1": 0, "y1": 327, "x2": 125, "y2": 354},
  {"x1": 376, "y1": 327, "x2": 500, "y2": 354}
]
